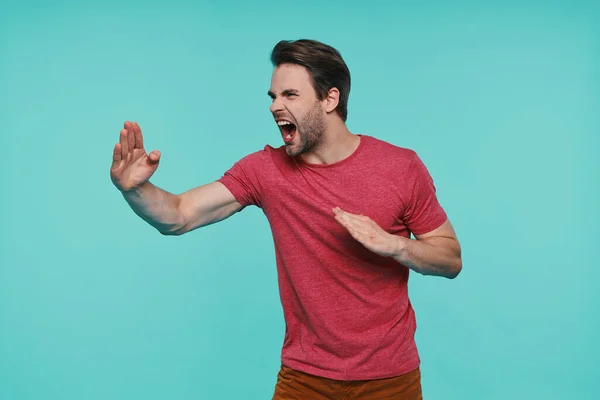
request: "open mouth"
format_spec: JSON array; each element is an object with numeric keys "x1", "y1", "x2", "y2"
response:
[{"x1": 277, "y1": 120, "x2": 297, "y2": 144}]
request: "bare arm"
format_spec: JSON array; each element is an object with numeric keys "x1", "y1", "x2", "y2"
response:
[
  {"x1": 333, "y1": 208, "x2": 462, "y2": 279},
  {"x1": 122, "y1": 181, "x2": 243, "y2": 235},
  {"x1": 391, "y1": 219, "x2": 462, "y2": 279},
  {"x1": 110, "y1": 121, "x2": 242, "y2": 235}
]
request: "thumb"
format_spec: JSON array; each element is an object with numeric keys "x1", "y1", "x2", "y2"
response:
[{"x1": 147, "y1": 150, "x2": 161, "y2": 165}]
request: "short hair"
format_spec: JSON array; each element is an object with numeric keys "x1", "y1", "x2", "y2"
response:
[{"x1": 270, "y1": 39, "x2": 351, "y2": 122}]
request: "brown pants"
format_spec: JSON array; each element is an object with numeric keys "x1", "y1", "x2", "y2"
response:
[{"x1": 272, "y1": 364, "x2": 423, "y2": 399}]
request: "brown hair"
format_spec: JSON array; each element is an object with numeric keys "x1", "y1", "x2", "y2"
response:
[{"x1": 270, "y1": 39, "x2": 351, "y2": 122}]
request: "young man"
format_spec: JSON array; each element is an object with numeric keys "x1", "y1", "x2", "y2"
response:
[{"x1": 110, "y1": 39, "x2": 462, "y2": 399}]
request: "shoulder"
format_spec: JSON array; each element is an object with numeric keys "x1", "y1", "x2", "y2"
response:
[
  {"x1": 232, "y1": 144, "x2": 287, "y2": 168},
  {"x1": 360, "y1": 134, "x2": 421, "y2": 169}
]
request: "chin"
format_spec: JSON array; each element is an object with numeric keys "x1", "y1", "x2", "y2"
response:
[
  {"x1": 285, "y1": 145, "x2": 299, "y2": 157},
  {"x1": 284, "y1": 138, "x2": 298, "y2": 155},
  {"x1": 284, "y1": 134, "x2": 310, "y2": 157}
]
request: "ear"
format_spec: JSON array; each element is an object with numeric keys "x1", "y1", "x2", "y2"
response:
[{"x1": 323, "y1": 87, "x2": 340, "y2": 114}]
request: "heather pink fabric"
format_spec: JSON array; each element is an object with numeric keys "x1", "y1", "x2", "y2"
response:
[{"x1": 218, "y1": 135, "x2": 447, "y2": 380}]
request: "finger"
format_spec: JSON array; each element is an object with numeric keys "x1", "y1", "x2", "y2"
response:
[
  {"x1": 127, "y1": 122, "x2": 136, "y2": 151},
  {"x1": 132, "y1": 121, "x2": 144, "y2": 150},
  {"x1": 346, "y1": 224, "x2": 367, "y2": 244},
  {"x1": 334, "y1": 214, "x2": 351, "y2": 231},
  {"x1": 123, "y1": 121, "x2": 133, "y2": 148},
  {"x1": 147, "y1": 150, "x2": 161, "y2": 165},
  {"x1": 335, "y1": 213, "x2": 363, "y2": 234},
  {"x1": 335, "y1": 210, "x2": 364, "y2": 227},
  {"x1": 339, "y1": 215, "x2": 373, "y2": 240},
  {"x1": 348, "y1": 221, "x2": 371, "y2": 238},
  {"x1": 334, "y1": 207, "x2": 368, "y2": 221},
  {"x1": 119, "y1": 128, "x2": 129, "y2": 158},
  {"x1": 343, "y1": 211, "x2": 371, "y2": 223},
  {"x1": 111, "y1": 143, "x2": 122, "y2": 168}
]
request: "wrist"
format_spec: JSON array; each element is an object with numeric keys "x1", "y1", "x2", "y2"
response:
[
  {"x1": 122, "y1": 181, "x2": 150, "y2": 197},
  {"x1": 390, "y1": 235, "x2": 423, "y2": 275},
  {"x1": 391, "y1": 235, "x2": 408, "y2": 260}
]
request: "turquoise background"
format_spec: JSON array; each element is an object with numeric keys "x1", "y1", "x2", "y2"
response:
[{"x1": 1, "y1": 1, "x2": 598, "y2": 399}]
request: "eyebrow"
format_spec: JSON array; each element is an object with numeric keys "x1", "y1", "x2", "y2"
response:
[{"x1": 268, "y1": 89, "x2": 299, "y2": 98}]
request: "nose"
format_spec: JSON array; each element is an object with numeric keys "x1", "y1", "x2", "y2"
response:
[{"x1": 270, "y1": 96, "x2": 284, "y2": 114}]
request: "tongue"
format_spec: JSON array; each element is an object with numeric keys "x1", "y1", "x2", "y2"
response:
[{"x1": 284, "y1": 126, "x2": 297, "y2": 143}]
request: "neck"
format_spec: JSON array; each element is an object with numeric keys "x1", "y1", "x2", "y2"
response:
[{"x1": 299, "y1": 119, "x2": 360, "y2": 165}]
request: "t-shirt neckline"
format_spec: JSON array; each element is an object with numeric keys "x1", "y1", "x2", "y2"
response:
[{"x1": 295, "y1": 134, "x2": 368, "y2": 169}]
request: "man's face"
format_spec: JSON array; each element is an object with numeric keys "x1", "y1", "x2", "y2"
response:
[{"x1": 268, "y1": 64, "x2": 326, "y2": 157}]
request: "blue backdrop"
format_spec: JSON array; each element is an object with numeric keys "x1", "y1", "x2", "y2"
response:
[{"x1": 1, "y1": 1, "x2": 598, "y2": 399}]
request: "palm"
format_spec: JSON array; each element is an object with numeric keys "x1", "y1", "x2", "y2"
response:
[
  {"x1": 333, "y1": 208, "x2": 397, "y2": 257},
  {"x1": 110, "y1": 121, "x2": 161, "y2": 192}
]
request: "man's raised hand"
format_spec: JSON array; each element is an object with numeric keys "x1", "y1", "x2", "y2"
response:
[{"x1": 110, "y1": 121, "x2": 161, "y2": 192}]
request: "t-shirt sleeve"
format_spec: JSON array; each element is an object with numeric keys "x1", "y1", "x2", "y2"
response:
[
  {"x1": 402, "y1": 152, "x2": 448, "y2": 236},
  {"x1": 216, "y1": 150, "x2": 265, "y2": 209}
]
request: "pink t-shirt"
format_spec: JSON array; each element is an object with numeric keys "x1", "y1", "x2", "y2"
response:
[{"x1": 217, "y1": 134, "x2": 447, "y2": 381}]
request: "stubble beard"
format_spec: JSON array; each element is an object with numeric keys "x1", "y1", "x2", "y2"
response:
[{"x1": 286, "y1": 102, "x2": 326, "y2": 157}]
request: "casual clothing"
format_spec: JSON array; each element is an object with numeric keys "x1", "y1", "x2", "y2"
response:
[
  {"x1": 217, "y1": 135, "x2": 447, "y2": 382},
  {"x1": 272, "y1": 364, "x2": 422, "y2": 399}
]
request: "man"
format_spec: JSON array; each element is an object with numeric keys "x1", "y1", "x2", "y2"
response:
[{"x1": 110, "y1": 39, "x2": 462, "y2": 399}]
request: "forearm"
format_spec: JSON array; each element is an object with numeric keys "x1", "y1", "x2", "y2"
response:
[
  {"x1": 392, "y1": 236, "x2": 462, "y2": 279},
  {"x1": 121, "y1": 181, "x2": 185, "y2": 235}
]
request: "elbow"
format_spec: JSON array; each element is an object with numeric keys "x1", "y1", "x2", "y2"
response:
[
  {"x1": 446, "y1": 258, "x2": 462, "y2": 279},
  {"x1": 446, "y1": 244, "x2": 462, "y2": 279},
  {"x1": 158, "y1": 223, "x2": 188, "y2": 236},
  {"x1": 158, "y1": 202, "x2": 189, "y2": 236},
  {"x1": 159, "y1": 228, "x2": 182, "y2": 236}
]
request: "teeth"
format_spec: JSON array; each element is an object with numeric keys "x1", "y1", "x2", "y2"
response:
[
  {"x1": 277, "y1": 121, "x2": 292, "y2": 126},
  {"x1": 286, "y1": 134, "x2": 292, "y2": 139}
]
